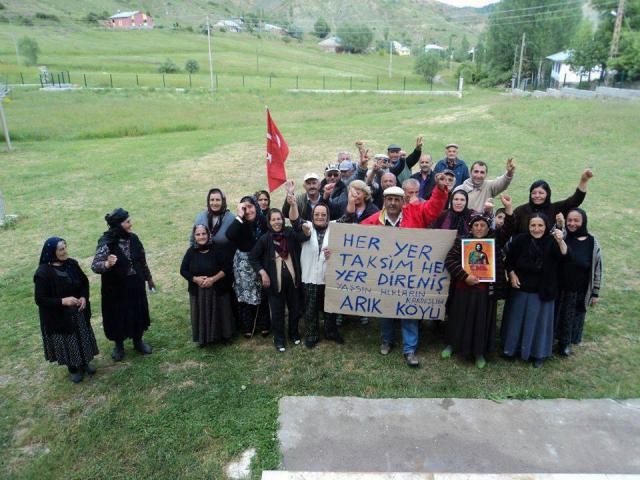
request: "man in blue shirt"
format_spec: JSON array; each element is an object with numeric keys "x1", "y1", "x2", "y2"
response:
[{"x1": 433, "y1": 143, "x2": 469, "y2": 187}]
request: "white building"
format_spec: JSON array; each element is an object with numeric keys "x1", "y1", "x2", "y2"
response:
[
  {"x1": 424, "y1": 44, "x2": 445, "y2": 53},
  {"x1": 392, "y1": 41, "x2": 411, "y2": 56},
  {"x1": 547, "y1": 50, "x2": 603, "y2": 86}
]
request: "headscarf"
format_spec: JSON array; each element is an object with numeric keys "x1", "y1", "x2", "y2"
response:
[
  {"x1": 255, "y1": 190, "x2": 271, "y2": 217},
  {"x1": 566, "y1": 208, "x2": 589, "y2": 238},
  {"x1": 101, "y1": 208, "x2": 131, "y2": 244},
  {"x1": 39, "y1": 236, "x2": 64, "y2": 265},
  {"x1": 240, "y1": 195, "x2": 268, "y2": 240},
  {"x1": 267, "y1": 208, "x2": 289, "y2": 260},
  {"x1": 525, "y1": 212, "x2": 550, "y2": 270},
  {"x1": 442, "y1": 189, "x2": 470, "y2": 236},
  {"x1": 528, "y1": 180, "x2": 552, "y2": 211},
  {"x1": 467, "y1": 213, "x2": 492, "y2": 239},
  {"x1": 206, "y1": 188, "x2": 228, "y2": 236},
  {"x1": 192, "y1": 224, "x2": 211, "y2": 251}
]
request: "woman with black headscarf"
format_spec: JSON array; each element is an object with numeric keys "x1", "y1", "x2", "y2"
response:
[
  {"x1": 512, "y1": 169, "x2": 593, "y2": 235},
  {"x1": 180, "y1": 224, "x2": 234, "y2": 347},
  {"x1": 555, "y1": 208, "x2": 603, "y2": 356},
  {"x1": 249, "y1": 202, "x2": 305, "y2": 352},
  {"x1": 430, "y1": 189, "x2": 476, "y2": 237},
  {"x1": 226, "y1": 195, "x2": 270, "y2": 338},
  {"x1": 35, "y1": 237, "x2": 99, "y2": 383},
  {"x1": 502, "y1": 212, "x2": 568, "y2": 368},
  {"x1": 92, "y1": 208, "x2": 155, "y2": 361}
]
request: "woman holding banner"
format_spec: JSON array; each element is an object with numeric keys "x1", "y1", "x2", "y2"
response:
[
  {"x1": 442, "y1": 195, "x2": 513, "y2": 368},
  {"x1": 502, "y1": 212, "x2": 568, "y2": 368}
]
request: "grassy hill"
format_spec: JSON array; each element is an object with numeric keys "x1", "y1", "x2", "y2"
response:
[{"x1": 0, "y1": 0, "x2": 487, "y2": 49}]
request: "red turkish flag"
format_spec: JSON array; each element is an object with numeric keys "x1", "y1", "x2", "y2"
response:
[{"x1": 266, "y1": 109, "x2": 289, "y2": 192}]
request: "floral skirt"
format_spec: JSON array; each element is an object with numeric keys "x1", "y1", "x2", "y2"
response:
[
  {"x1": 233, "y1": 250, "x2": 262, "y2": 305},
  {"x1": 42, "y1": 310, "x2": 99, "y2": 368}
]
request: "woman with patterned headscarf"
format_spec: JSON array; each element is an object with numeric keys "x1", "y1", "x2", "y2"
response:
[
  {"x1": 430, "y1": 189, "x2": 476, "y2": 238},
  {"x1": 35, "y1": 237, "x2": 99, "y2": 382},
  {"x1": 442, "y1": 195, "x2": 514, "y2": 369},
  {"x1": 92, "y1": 208, "x2": 155, "y2": 362}
]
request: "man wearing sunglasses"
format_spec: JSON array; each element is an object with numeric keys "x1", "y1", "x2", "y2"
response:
[{"x1": 320, "y1": 163, "x2": 348, "y2": 220}]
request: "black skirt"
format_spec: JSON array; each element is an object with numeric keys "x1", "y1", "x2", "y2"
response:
[
  {"x1": 42, "y1": 310, "x2": 99, "y2": 367},
  {"x1": 446, "y1": 284, "x2": 496, "y2": 358}
]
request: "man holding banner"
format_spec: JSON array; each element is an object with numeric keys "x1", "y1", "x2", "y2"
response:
[{"x1": 334, "y1": 174, "x2": 449, "y2": 367}]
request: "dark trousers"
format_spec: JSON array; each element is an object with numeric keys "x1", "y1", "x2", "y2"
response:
[
  {"x1": 303, "y1": 283, "x2": 338, "y2": 342},
  {"x1": 268, "y1": 265, "x2": 300, "y2": 344},
  {"x1": 556, "y1": 290, "x2": 587, "y2": 346}
]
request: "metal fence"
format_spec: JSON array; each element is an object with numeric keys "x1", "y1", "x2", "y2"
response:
[{"x1": 2, "y1": 70, "x2": 452, "y2": 92}]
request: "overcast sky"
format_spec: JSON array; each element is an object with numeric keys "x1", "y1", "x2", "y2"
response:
[{"x1": 436, "y1": 0, "x2": 500, "y2": 7}]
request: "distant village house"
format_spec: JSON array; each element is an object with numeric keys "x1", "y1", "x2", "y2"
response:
[
  {"x1": 318, "y1": 36, "x2": 343, "y2": 53},
  {"x1": 392, "y1": 41, "x2": 411, "y2": 56},
  {"x1": 546, "y1": 50, "x2": 604, "y2": 87},
  {"x1": 213, "y1": 19, "x2": 243, "y2": 32},
  {"x1": 108, "y1": 11, "x2": 154, "y2": 29}
]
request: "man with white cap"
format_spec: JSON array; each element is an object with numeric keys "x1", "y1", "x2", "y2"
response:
[
  {"x1": 341, "y1": 173, "x2": 449, "y2": 366},
  {"x1": 281, "y1": 172, "x2": 322, "y2": 221},
  {"x1": 433, "y1": 143, "x2": 470, "y2": 187}
]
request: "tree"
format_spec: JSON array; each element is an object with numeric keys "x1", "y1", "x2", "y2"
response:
[
  {"x1": 287, "y1": 24, "x2": 304, "y2": 42},
  {"x1": 158, "y1": 59, "x2": 179, "y2": 73},
  {"x1": 611, "y1": 30, "x2": 640, "y2": 79},
  {"x1": 569, "y1": 21, "x2": 608, "y2": 76},
  {"x1": 415, "y1": 52, "x2": 442, "y2": 82},
  {"x1": 485, "y1": 0, "x2": 582, "y2": 82},
  {"x1": 314, "y1": 18, "x2": 330, "y2": 39},
  {"x1": 337, "y1": 23, "x2": 373, "y2": 54},
  {"x1": 185, "y1": 59, "x2": 199, "y2": 74},
  {"x1": 17, "y1": 36, "x2": 39, "y2": 66}
]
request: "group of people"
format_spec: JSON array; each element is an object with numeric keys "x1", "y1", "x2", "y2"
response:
[{"x1": 34, "y1": 137, "x2": 603, "y2": 383}]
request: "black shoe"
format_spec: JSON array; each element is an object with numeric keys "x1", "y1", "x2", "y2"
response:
[
  {"x1": 325, "y1": 333, "x2": 344, "y2": 345},
  {"x1": 260, "y1": 329, "x2": 270, "y2": 337},
  {"x1": 111, "y1": 345, "x2": 125, "y2": 362},
  {"x1": 290, "y1": 336, "x2": 301, "y2": 345},
  {"x1": 533, "y1": 358, "x2": 544, "y2": 368},
  {"x1": 275, "y1": 341, "x2": 286, "y2": 353},
  {"x1": 500, "y1": 352, "x2": 516, "y2": 361},
  {"x1": 69, "y1": 371, "x2": 84, "y2": 383},
  {"x1": 559, "y1": 345, "x2": 571, "y2": 356},
  {"x1": 133, "y1": 340, "x2": 152, "y2": 355},
  {"x1": 83, "y1": 363, "x2": 97, "y2": 375},
  {"x1": 304, "y1": 338, "x2": 318, "y2": 349}
]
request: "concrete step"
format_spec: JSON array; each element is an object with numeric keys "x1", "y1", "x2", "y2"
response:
[
  {"x1": 263, "y1": 473, "x2": 640, "y2": 479},
  {"x1": 277, "y1": 397, "x2": 640, "y2": 474}
]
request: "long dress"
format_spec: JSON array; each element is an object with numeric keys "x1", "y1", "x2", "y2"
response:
[
  {"x1": 34, "y1": 260, "x2": 99, "y2": 368},
  {"x1": 91, "y1": 232, "x2": 152, "y2": 342},
  {"x1": 180, "y1": 247, "x2": 234, "y2": 345}
]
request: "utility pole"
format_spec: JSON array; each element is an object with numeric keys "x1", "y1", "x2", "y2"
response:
[
  {"x1": 0, "y1": 85, "x2": 11, "y2": 151},
  {"x1": 516, "y1": 32, "x2": 526, "y2": 89},
  {"x1": 388, "y1": 41, "x2": 393, "y2": 79},
  {"x1": 609, "y1": 0, "x2": 626, "y2": 59},
  {"x1": 206, "y1": 15, "x2": 214, "y2": 91}
]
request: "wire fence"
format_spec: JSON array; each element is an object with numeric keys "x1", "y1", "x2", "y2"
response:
[{"x1": 2, "y1": 70, "x2": 454, "y2": 92}]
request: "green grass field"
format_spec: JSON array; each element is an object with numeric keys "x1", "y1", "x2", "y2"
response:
[{"x1": 0, "y1": 80, "x2": 639, "y2": 478}]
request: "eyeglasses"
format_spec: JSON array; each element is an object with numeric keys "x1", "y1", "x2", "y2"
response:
[{"x1": 326, "y1": 172, "x2": 339, "y2": 177}]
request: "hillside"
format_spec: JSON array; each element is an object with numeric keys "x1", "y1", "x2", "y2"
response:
[{"x1": 0, "y1": 0, "x2": 487, "y2": 48}]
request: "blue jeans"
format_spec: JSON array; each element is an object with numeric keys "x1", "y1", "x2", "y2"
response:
[{"x1": 380, "y1": 318, "x2": 420, "y2": 354}]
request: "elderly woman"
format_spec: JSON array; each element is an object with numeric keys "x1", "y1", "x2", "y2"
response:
[
  {"x1": 512, "y1": 169, "x2": 593, "y2": 235},
  {"x1": 337, "y1": 179, "x2": 379, "y2": 223},
  {"x1": 92, "y1": 208, "x2": 155, "y2": 362},
  {"x1": 555, "y1": 208, "x2": 603, "y2": 356},
  {"x1": 181, "y1": 224, "x2": 234, "y2": 347},
  {"x1": 431, "y1": 189, "x2": 477, "y2": 237},
  {"x1": 35, "y1": 237, "x2": 99, "y2": 383},
  {"x1": 249, "y1": 205, "x2": 306, "y2": 352},
  {"x1": 502, "y1": 212, "x2": 568, "y2": 368},
  {"x1": 226, "y1": 195, "x2": 270, "y2": 338},
  {"x1": 442, "y1": 195, "x2": 514, "y2": 368}
]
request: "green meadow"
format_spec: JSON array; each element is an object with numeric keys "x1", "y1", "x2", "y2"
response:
[{"x1": 0, "y1": 25, "x2": 639, "y2": 480}]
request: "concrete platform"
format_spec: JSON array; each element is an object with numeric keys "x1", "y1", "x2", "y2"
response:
[
  {"x1": 277, "y1": 397, "x2": 640, "y2": 474},
  {"x1": 263, "y1": 474, "x2": 639, "y2": 480}
]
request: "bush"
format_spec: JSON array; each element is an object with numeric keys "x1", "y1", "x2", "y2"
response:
[
  {"x1": 158, "y1": 59, "x2": 180, "y2": 74},
  {"x1": 414, "y1": 52, "x2": 442, "y2": 82},
  {"x1": 17, "y1": 16, "x2": 33, "y2": 26},
  {"x1": 282, "y1": 36, "x2": 291, "y2": 43},
  {"x1": 185, "y1": 59, "x2": 199, "y2": 74},
  {"x1": 35, "y1": 12, "x2": 59, "y2": 21},
  {"x1": 0, "y1": 3, "x2": 5, "y2": 9},
  {"x1": 336, "y1": 23, "x2": 373, "y2": 54},
  {"x1": 313, "y1": 18, "x2": 330, "y2": 39},
  {"x1": 18, "y1": 36, "x2": 40, "y2": 66}
]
